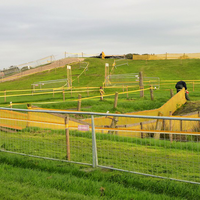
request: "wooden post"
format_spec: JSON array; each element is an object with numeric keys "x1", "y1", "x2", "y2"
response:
[
  {"x1": 65, "y1": 115, "x2": 70, "y2": 161},
  {"x1": 154, "y1": 111, "x2": 163, "y2": 139},
  {"x1": 140, "y1": 122, "x2": 143, "y2": 138},
  {"x1": 63, "y1": 88, "x2": 65, "y2": 101},
  {"x1": 108, "y1": 116, "x2": 118, "y2": 135},
  {"x1": 150, "y1": 86, "x2": 154, "y2": 100},
  {"x1": 4, "y1": 90, "x2": 6, "y2": 102},
  {"x1": 169, "y1": 111, "x2": 173, "y2": 142},
  {"x1": 170, "y1": 89, "x2": 174, "y2": 97},
  {"x1": 114, "y1": 92, "x2": 118, "y2": 109},
  {"x1": 180, "y1": 120, "x2": 183, "y2": 131},
  {"x1": 105, "y1": 63, "x2": 109, "y2": 87},
  {"x1": 139, "y1": 71, "x2": 144, "y2": 97},
  {"x1": 77, "y1": 94, "x2": 81, "y2": 111},
  {"x1": 126, "y1": 86, "x2": 128, "y2": 98}
]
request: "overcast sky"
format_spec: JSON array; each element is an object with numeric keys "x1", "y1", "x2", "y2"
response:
[{"x1": 0, "y1": 0, "x2": 199, "y2": 69}]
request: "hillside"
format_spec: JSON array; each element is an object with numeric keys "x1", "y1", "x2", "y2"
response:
[{"x1": 0, "y1": 58, "x2": 200, "y2": 113}]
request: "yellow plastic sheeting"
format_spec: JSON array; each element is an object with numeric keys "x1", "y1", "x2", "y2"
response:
[
  {"x1": 0, "y1": 109, "x2": 27, "y2": 130},
  {"x1": 28, "y1": 111, "x2": 81, "y2": 130},
  {"x1": 132, "y1": 53, "x2": 200, "y2": 60},
  {"x1": 159, "y1": 88, "x2": 186, "y2": 115},
  {"x1": 24, "y1": 88, "x2": 187, "y2": 135}
]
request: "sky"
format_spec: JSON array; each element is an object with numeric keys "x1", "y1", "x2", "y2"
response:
[{"x1": 0, "y1": 0, "x2": 200, "y2": 69}]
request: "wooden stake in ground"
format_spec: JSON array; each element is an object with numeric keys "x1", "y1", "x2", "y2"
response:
[
  {"x1": 154, "y1": 111, "x2": 163, "y2": 139},
  {"x1": 65, "y1": 115, "x2": 70, "y2": 161},
  {"x1": 150, "y1": 86, "x2": 154, "y2": 100},
  {"x1": 114, "y1": 92, "x2": 118, "y2": 108},
  {"x1": 77, "y1": 94, "x2": 81, "y2": 111},
  {"x1": 140, "y1": 122, "x2": 143, "y2": 138},
  {"x1": 139, "y1": 71, "x2": 144, "y2": 97},
  {"x1": 170, "y1": 89, "x2": 174, "y2": 98},
  {"x1": 104, "y1": 63, "x2": 109, "y2": 87},
  {"x1": 67, "y1": 65, "x2": 72, "y2": 87}
]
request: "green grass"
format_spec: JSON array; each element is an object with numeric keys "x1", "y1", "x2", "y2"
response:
[
  {"x1": 1, "y1": 58, "x2": 200, "y2": 199},
  {"x1": 0, "y1": 151, "x2": 200, "y2": 200},
  {"x1": 0, "y1": 58, "x2": 200, "y2": 111},
  {"x1": 1, "y1": 128, "x2": 200, "y2": 183}
]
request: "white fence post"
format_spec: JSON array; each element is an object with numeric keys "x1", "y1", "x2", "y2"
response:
[{"x1": 91, "y1": 115, "x2": 98, "y2": 167}]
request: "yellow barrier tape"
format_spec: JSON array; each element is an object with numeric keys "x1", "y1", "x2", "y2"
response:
[
  {"x1": 72, "y1": 87, "x2": 149, "y2": 101},
  {"x1": 1, "y1": 87, "x2": 147, "y2": 107}
]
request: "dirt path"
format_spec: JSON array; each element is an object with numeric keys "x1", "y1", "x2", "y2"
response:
[{"x1": 2, "y1": 57, "x2": 84, "y2": 83}]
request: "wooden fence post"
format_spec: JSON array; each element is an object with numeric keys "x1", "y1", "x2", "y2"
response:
[
  {"x1": 126, "y1": 86, "x2": 128, "y2": 98},
  {"x1": 65, "y1": 115, "x2": 70, "y2": 160},
  {"x1": 114, "y1": 92, "x2": 118, "y2": 109},
  {"x1": 180, "y1": 120, "x2": 183, "y2": 132},
  {"x1": 140, "y1": 122, "x2": 143, "y2": 138},
  {"x1": 77, "y1": 94, "x2": 81, "y2": 111},
  {"x1": 154, "y1": 111, "x2": 163, "y2": 139},
  {"x1": 139, "y1": 71, "x2": 144, "y2": 97},
  {"x1": 170, "y1": 89, "x2": 174, "y2": 98},
  {"x1": 150, "y1": 86, "x2": 154, "y2": 100}
]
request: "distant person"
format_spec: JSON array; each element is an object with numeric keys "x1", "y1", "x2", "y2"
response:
[
  {"x1": 100, "y1": 51, "x2": 105, "y2": 59},
  {"x1": 175, "y1": 80, "x2": 190, "y2": 100}
]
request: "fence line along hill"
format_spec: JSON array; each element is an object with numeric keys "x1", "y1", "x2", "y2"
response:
[{"x1": 1, "y1": 57, "x2": 84, "y2": 83}]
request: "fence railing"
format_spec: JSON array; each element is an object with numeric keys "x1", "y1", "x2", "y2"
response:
[{"x1": 0, "y1": 107, "x2": 200, "y2": 184}]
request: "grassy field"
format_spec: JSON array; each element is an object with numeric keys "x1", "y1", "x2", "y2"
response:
[
  {"x1": 1, "y1": 152, "x2": 200, "y2": 200},
  {"x1": 1, "y1": 128, "x2": 200, "y2": 200},
  {"x1": 1, "y1": 57, "x2": 200, "y2": 199},
  {"x1": 0, "y1": 58, "x2": 200, "y2": 112}
]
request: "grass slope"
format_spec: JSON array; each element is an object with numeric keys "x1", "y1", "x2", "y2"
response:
[
  {"x1": 0, "y1": 153, "x2": 200, "y2": 200},
  {"x1": 1, "y1": 58, "x2": 200, "y2": 199}
]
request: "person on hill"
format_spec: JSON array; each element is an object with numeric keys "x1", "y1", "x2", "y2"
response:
[{"x1": 175, "y1": 80, "x2": 190, "y2": 100}]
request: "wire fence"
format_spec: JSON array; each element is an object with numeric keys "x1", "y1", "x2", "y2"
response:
[{"x1": 0, "y1": 108, "x2": 200, "y2": 184}]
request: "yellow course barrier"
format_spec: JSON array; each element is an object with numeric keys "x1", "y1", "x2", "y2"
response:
[{"x1": 0, "y1": 88, "x2": 194, "y2": 139}]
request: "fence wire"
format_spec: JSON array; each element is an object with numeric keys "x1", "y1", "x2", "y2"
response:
[{"x1": 0, "y1": 108, "x2": 200, "y2": 184}]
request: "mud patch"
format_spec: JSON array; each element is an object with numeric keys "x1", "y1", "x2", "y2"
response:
[{"x1": 173, "y1": 101, "x2": 200, "y2": 115}]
